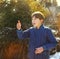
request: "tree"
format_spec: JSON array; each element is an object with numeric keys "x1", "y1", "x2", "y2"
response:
[
  {"x1": 25, "y1": 0, "x2": 50, "y2": 18},
  {"x1": 0, "y1": 0, "x2": 31, "y2": 29}
]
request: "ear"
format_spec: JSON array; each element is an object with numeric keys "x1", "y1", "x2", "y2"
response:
[{"x1": 41, "y1": 19, "x2": 44, "y2": 22}]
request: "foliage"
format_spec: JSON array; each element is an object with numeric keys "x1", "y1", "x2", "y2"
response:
[
  {"x1": 0, "y1": 0, "x2": 31, "y2": 29},
  {"x1": 0, "y1": 0, "x2": 50, "y2": 28},
  {"x1": 25, "y1": 0, "x2": 50, "y2": 18}
]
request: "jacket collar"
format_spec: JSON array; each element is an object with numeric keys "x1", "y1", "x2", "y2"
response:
[{"x1": 34, "y1": 24, "x2": 44, "y2": 30}]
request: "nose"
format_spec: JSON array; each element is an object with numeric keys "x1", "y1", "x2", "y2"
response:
[{"x1": 32, "y1": 19, "x2": 35, "y2": 23}]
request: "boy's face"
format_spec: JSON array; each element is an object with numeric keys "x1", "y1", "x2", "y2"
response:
[{"x1": 32, "y1": 16, "x2": 43, "y2": 28}]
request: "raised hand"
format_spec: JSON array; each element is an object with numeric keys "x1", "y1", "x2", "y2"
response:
[{"x1": 16, "y1": 20, "x2": 21, "y2": 30}]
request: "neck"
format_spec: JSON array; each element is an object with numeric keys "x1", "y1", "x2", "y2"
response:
[{"x1": 36, "y1": 24, "x2": 42, "y2": 29}]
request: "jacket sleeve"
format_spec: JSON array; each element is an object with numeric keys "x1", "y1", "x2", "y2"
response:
[
  {"x1": 16, "y1": 29, "x2": 30, "y2": 39},
  {"x1": 43, "y1": 29, "x2": 57, "y2": 51}
]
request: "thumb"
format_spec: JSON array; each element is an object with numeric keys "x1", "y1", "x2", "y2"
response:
[{"x1": 18, "y1": 20, "x2": 21, "y2": 23}]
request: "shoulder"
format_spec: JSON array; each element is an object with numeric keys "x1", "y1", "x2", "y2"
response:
[
  {"x1": 43, "y1": 26, "x2": 51, "y2": 32},
  {"x1": 43, "y1": 26, "x2": 53, "y2": 36},
  {"x1": 24, "y1": 27, "x2": 34, "y2": 32},
  {"x1": 29, "y1": 27, "x2": 35, "y2": 30}
]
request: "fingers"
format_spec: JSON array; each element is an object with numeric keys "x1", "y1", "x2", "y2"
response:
[
  {"x1": 35, "y1": 47, "x2": 44, "y2": 54},
  {"x1": 16, "y1": 20, "x2": 21, "y2": 30},
  {"x1": 18, "y1": 20, "x2": 21, "y2": 23},
  {"x1": 35, "y1": 48, "x2": 40, "y2": 54}
]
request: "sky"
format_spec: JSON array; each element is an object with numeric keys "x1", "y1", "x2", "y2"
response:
[{"x1": 57, "y1": 0, "x2": 60, "y2": 6}]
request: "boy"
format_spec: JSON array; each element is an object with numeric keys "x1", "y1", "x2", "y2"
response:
[{"x1": 16, "y1": 11, "x2": 57, "y2": 59}]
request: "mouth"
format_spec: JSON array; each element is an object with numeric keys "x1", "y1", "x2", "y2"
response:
[{"x1": 32, "y1": 23, "x2": 36, "y2": 25}]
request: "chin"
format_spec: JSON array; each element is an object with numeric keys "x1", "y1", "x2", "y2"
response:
[{"x1": 33, "y1": 26, "x2": 37, "y2": 28}]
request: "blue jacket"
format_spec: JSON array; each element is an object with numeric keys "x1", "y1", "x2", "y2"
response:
[{"x1": 17, "y1": 25, "x2": 57, "y2": 59}]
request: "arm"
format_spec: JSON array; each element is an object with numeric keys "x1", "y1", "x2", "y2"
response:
[
  {"x1": 17, "y1": 29, "x2": 30, "y2": 39},
  {"x1": 43, "y1": 29, "x2": 57, "y2": 51},
  {"x1": 16, "y1": 20, "x2": 30, "y2": 39}
]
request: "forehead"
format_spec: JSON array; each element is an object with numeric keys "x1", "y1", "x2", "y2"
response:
[
  {"x1": 32, "y1": 16, "x2": 36, "y2": 19},
  {"x1": 32, "y1": 16, "x2": 39, "y2": 20}
]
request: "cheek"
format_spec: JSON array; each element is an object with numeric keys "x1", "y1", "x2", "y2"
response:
[
  {"x1": 32, "y1": 20, "x2": 35, "y2": 24},
  {"x1": 32, "y1": 20, "x2": 33, "y2": 23},
  {"x1": 35, "y1": 20, "x2": 40, "y2": 24}
]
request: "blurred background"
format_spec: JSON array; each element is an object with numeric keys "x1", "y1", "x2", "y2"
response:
[{"x1": 0, "y1": 0, "x2": 60, "y2": 59}]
